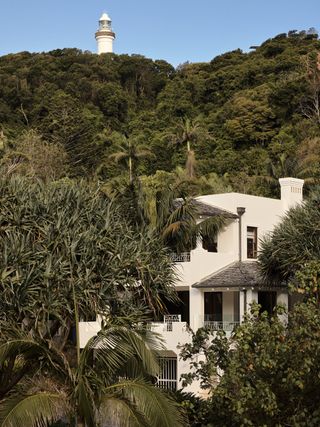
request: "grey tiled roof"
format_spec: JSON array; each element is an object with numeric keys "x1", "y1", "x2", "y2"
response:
[
  {"x1": 173, "y1": 199, "x2": 238, "y2": 219},
  {"x1": 192, "y1": 261, "x2": 264, "y2": 289}
]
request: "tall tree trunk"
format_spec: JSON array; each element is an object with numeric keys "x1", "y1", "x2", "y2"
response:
[
  {"x1": 186, "y1": 149, "x2": 196, "y2": 179},
  {"x1": 129, "y1": 156, "x2": 133, "y2": 183}
]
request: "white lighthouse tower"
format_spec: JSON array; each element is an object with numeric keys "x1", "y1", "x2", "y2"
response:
[{"x1": 95, "y1": 12, "x2": 115, "y2": 54}]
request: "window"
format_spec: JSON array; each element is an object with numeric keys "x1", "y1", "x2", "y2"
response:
[
  {"x1": 258, "y1": 291, "x2": 277, "y2": 316},
  {"x1": 204, "y1": 292, "x2": 222, "y2": 322},
  {"x1": 247, "y1": 226, "x2": 257, "y2": 259},
  {"x1": 162, "y1": 291, "x2": 190, "y2": 324},
  {"x1": 202, "y1": 235, "x2": 217, "y2": 253},
  {"x1": 157, "y1": 356, "x2": 177, "y2": 391}
]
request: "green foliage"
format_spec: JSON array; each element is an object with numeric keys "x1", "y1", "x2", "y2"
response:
[
  {"x1": 0, "y1": 176, "x2": 177, "y2": 335},
  {"x1": 259, "y1": 188, "x2": 320, "y2": 284},
  {"x1": 0, "y1": 323, "x2": 185, "y2": 427},
  {"x1": 1, "y1": 34, "x2": 320, "y2": 192},
  {"x1": 0, "y1": 129, "x2": 68, "y2": 180},
  {"x1": 172, "y1": 390, "x2": 212, "y2": 427},
  {"x1": 180, "y1": 303, "x2": 320, "y2": 426},
  {"x1": 291, "y1": 261, "x2": 320, "y2": 304}
]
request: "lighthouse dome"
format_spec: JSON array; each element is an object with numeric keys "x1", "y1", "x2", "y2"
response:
[{"x1": 99, "y1": 12, "x2": 111, "y2": 21}]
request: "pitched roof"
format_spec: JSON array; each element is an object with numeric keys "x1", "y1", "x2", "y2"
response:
[
  {"x1": 173, "y1": 199, "x2": 238, "y2": 219},
  {"x1": 192, "y1": 261, "x2": 264, "y2": 289}
]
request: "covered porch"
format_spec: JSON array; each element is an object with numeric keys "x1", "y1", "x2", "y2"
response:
[{"x1": 191, "y1": 261, "x2": 288, "y2": 332}]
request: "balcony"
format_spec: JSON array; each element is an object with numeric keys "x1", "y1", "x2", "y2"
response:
[
  {"x1": 170, "y1": 252, "x2": 191, "y2": 263},
  {"x1": 149, "y1": 314, "x2": 184, "y2": 333},
  {"x1": 203, "y1": 320, "x2": 239, "y2": 332}
]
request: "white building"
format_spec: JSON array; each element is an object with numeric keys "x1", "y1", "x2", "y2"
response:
[
  {"x1": 95, "y1": 12, "x2": 115, "y2": 54},
  {"x1": 79, "y1": 177, "x2": 304, "y2": 394}
]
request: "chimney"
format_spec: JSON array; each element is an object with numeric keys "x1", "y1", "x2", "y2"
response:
[{"x1": 279, "y1": 177, "x2": 304, "y2": 212}]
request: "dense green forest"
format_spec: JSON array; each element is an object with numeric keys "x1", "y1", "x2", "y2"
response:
[{"x1": 1, "y1": 29, "x2": 320, "y2": 197}]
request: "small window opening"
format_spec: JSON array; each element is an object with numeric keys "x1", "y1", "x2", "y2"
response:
[
  {"x1": 202, "y1": 235, "x2": 217, "y2": 253},
  {"x1": 247, "y1": 226, "x2": 257, "y2": 259}
]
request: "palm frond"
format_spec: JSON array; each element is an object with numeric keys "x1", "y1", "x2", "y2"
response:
[
  {"x1": 84, "y1": 326, "x2": 160, "y2": 377},
  {"x1": 104, "y1": 380, "x2": 185, "y2": 427},
  {"x1": 0, "y1": 392, "x2": 67, "y2": 427},
  {"x1": 198, "y1": 215, "x2": 226, "y2": 240},
  {"x1": 109, "y1": 152, "x2": 129, "y2": 163},
  {"x1": 0, "y1": 339, "x2": 72, "y2": 382},
  {"x1": 100, "y1": 395, "x2": 149, "y2": 427},
  {"x1": 75, "y1": 377, "x2": 96, "y2": 427}
]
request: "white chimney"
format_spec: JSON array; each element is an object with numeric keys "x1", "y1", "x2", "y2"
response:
[{"x1": 279, "y1": 177, "x2": 304, "y2": 212}]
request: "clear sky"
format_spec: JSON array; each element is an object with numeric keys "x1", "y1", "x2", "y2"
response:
[{"x1": 1, "y1": 0, "x2": 320, "y2": 66}]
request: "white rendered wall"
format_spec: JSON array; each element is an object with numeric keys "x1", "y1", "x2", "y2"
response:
[
  {"x1": 175, "y1": 221, "x2": 238, "y2": 288},
  {"x1": 79, "y1": 321, "x2": 101, "y2": 348},
  {"x1": 97, "y1": 36, "x2": 114, "y2": 54},
  {"x1": 198, "y1": 193, "x2": 284, "y2": 261},
  {"x1": 79, "y1": 318, "x2": 202, "y2": 393}
]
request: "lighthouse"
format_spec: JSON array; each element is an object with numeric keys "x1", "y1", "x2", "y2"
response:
[{"x1": 95, "y1": 12, "x2": 115, "y2": 54}]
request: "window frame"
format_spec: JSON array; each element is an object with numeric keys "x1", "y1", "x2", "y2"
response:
[{"x1": 247, "y1": 226, "x2": 258, "y2": 259}]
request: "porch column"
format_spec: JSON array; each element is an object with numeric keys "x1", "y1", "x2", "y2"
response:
[
  {"x1": 189, "y1": 287, "x2": 204, "y2": 331},
  {"x1": 239, "y1": 291, "x2": 246, "y2": 323},
  {"x1": 246, "y1": 289, "x2": 258, "y2": 313},
  {"x1": 277, "y1": 291, "x2": 289, "y2": 323}
]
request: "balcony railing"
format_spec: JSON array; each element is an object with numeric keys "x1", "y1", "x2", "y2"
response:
[
  {"x1": 204, "y1": 321, "x2": 240, "y2": 332},
  {"x1": 164, "y1": 314, "x2": 181, "y2": 331},
  {"x1": 170, "y1": 252, "x2": 191, "y2": 263},
  {"x1": 148, "y1": 314, "x2": 185, "y2": 333}
]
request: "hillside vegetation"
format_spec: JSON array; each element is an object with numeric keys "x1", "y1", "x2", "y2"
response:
[{"x1": 1, "y1": 30, "x2": 320, "y2": 196}]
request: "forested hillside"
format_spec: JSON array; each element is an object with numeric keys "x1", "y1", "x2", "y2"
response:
[{"x1": 1, "y1": 30, "x2": 320, "y2": 197}]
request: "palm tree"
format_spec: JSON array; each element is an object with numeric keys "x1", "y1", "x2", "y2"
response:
[
  {"x1": 109, "y1": 135, "x2": 153, "y2": 183},
  {"x1": 0, "y1": 322, "x2": 184, "y2": 427},
  {"x1": 124, "y1": 179, "x2": 228, "y2": 255},
  {"x1": 168, "y1": 118, "x2": 206, "y2": 179}
]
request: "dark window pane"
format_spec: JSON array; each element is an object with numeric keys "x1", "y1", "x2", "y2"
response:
[
  {"x1": 204, "y1": 292, "x2": 222, "y2": 322},
  {"x1": 202, "y1": 235, "x2": 218, "y2": 253},
  {"x1": 247, "y1": 226, "x2": 257, "y2": 258},
  {"x1": 258, "y1": 291, "x2": 277, "y2": 315}
]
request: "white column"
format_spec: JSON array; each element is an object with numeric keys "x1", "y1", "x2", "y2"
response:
[
  {"x1": 246, "y1": 289, "x2": 258, "y2": 313},
  {"x1": 277, "y1": 291, "x2": 288, "y2": 308},
  {"x1": 239, "y1": 291, "x2": 245, "y2": 323},
  {"x1": 277, "y1": 291, "x2": 289, "y2": 323},
  {"x1": 189, "y1": 287, "x2": 204, "y2": 331}
]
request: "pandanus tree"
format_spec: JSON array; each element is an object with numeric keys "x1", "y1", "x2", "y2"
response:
[
  {"x1": 0, "y1": 322, "x2": 184, "y2": 427},
  {"x1": 259, "y1": 189, "x2": 320, "y2": 302},
  {"x1": 0, "y1": 176, "x2": 179, "y2": 399}
]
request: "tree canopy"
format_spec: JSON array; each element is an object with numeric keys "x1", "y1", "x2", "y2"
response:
[
  {"x1": 180, "y1": 302, "x2": 320, "y2": 426},
  {"x1": 1, "y1": 31, "x2": 320, "y2": 195},
  {"x1": 0, "y1": 176, "x2": 177, "y2": 335}
]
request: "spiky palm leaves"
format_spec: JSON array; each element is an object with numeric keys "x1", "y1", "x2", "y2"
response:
[
  {"x1": 0, "y1": 175, "x2": 179, "y2": 397},
  {"x1": 109, "y1": 136, "x2": 153, "y2": 183},
  {"x1": 1, "y1": 175, "x2": 178, "y2": 319},
  {"x1": 259, "y1": 190, "x2": 320, "y2": 285},
  {"x1": 111, "y1": 179, "x2": 228, "y2": 255},
  {"x1": 0, "y1": 324, "x2": 184, "y2": 427}
]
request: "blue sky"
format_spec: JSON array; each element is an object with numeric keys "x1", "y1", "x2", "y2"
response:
[{"x1": 1, "y1": 0, "x2": 320, "y2": 66}]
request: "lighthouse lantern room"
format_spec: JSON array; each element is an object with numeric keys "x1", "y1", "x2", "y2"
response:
[{"x1": 95, "y1": 12, "x2": 115, "y2": 54}]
